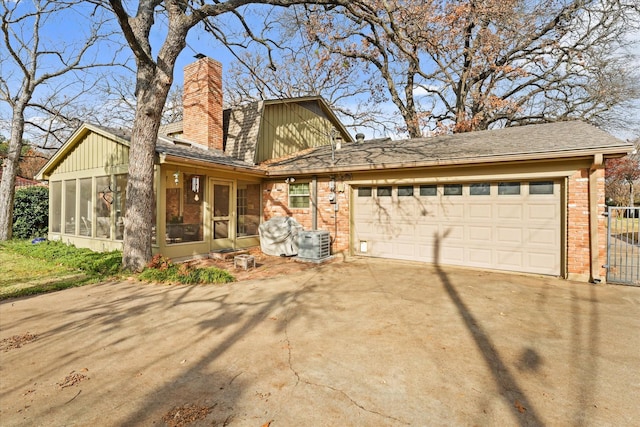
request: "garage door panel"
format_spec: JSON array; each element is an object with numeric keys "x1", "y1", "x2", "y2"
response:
[
  {"x1": 441, "y1": 204, "x2": 464, "y2": 219},
  {"x1": 469, "y1": 204, "x2": 492, "y2": 219},
  {"x1": 496, "y1": 227, "x2": 523, "y2": 244},
  {"x1": 467, "y1": 247, "x2": 493, "y2": 265},
  {"x1": 497, "y1": 204, "x2": 523, "y2": 220},
  {"x1": 354, "y1": 182, "x2": 560, "y2": 276},
  {"x1": 527, "y1": 204, "x2": 557, "y2": 221},
  {"x1": 497, "y1": 250, "x2": 524, "y2": 268},
  {"x1": 469, "y1": 226, "x2": 492, "y2": 242}
]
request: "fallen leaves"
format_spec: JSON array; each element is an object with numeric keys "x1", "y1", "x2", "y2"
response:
[
  {"x1": 162, "y1": 404, "x2": 211, "y2": 427},
  {"x1": 514, "y1": 399, "x2": 527, "y2": 414},
  {"x1": 57, "y1": 369, "x2": 89, "y2": 389},
  {"x1": 0, "y1": 332, "x2": 37, "y2": 351}
]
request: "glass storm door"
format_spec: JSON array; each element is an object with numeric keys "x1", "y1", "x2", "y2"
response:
[{"x1": 211, "y1": 181, "x2": 232, "y2": 246}]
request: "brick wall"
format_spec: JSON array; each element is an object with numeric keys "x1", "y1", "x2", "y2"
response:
[
  {"x1": 567, "y1": 168, "x2": 606, "y2": 280},
  {"x1": 263, "y1": 179, "x2": 351, "y2": 254},
  {"x1": 182, "y1": 57, "x2": 223, "y2": 151}
]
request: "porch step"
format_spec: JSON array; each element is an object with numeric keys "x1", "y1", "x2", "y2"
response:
[{"x1": 210, "y1": 248, "x2": 249, "y2": 261}]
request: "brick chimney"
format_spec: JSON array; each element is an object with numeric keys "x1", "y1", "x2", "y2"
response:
[{"x1": 182, "y1": 57, "x2": 223, "y2": 151}]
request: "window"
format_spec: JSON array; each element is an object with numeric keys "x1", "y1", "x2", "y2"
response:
[
  {"x1": 498, "y1": 182, "x2": 521, "y2": 195},
  {"x1": 237, "y1": 183, "x2": 260, "y2": 237},
  {"x1": 398, "y1": 186, "x2": 414, "y2": 197},
  {"x1": 470, "y1": 183, "x2": 490, "y2": 196},
  {"x1": 420, "y1": 185, "x2": 437, "y2": 196},
  {"x1": 114, "y1": 174, "x2": 127, "y2": 240},
  {"x1": 289, "y1": 182, "x2": 310, "y2": 208},
  {"x1": 79, "y1": 178, "x2": 92, "y2": 236},
  {"x1": 64, "y1": 180, "x2": 77, "y2": 234},
  {"x1": 358, "y1": 187, "x2": 372, "y2": 197},
  {"x1": 530, "y1": 181, "x2": 554, "y2": 195},
  {"x1": 51, "y1": 181, "x2": 62, "y2": 233},
  {"x1": 443, "y1": 184, "x2": 462, "y2": 196},
  {"x1": 96, "y1": 176, "x2": 112, "y2": 238},
  {"x1": 377, "y1": 186, "x2": 392, "y2": 197}
]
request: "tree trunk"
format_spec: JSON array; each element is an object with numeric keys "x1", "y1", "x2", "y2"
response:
[
  {"x1": 0, "y1": 105, "x2": 27, "y2": 240},
  {"x1": 121, "y1": 63, "x2": 172, "y2": 272}
]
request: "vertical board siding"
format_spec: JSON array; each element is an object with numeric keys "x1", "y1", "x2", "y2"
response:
[
  {"x1": 52, "y1": 133, "x2": 129, "y2": 176},
  {"x1": 257, "y1": 102, "x2": 332, "y2": 163}
]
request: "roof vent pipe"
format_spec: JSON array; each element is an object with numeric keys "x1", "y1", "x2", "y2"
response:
[{"x1": 355, "y1": 133, "x2": 365, "y2": 144}]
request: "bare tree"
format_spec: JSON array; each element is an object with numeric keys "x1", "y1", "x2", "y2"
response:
[
  {"x1": 104, "y1": 0, "x2": 357, "y2": 271},
  {"x1": 0, "y1": 0, "x2": 122, "y2": 240},
  {"x1": 222, "y1": 8, "x2": 392, "y2": 135},
  {"x1": 300, "y1": 0, "x2": 640, "y2": 137},
  {"x1": 606, "y1": 140, "x2": 640, "y2": 207}
]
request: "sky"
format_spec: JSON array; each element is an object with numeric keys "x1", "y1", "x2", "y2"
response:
[{"x1": 1, "y1": 1, "x2": 639, "y2": 146}]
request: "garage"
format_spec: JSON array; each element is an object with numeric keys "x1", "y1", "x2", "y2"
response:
[{"x1": 353, "y1": 180, "x2": 562, "y2": 276}]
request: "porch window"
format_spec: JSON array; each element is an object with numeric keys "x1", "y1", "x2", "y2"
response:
[
  {"x1": 79, "y1": 178, "x2": 92, "y2": 236},
  {"x1": 114, "y1": 174, "x2": 127, "y2": 240},
  {"x1": 96, "y1": 176, "x2": 112, "y2": 238},
  {"x1": 237, "y1": 182, "x2": 260, "y2": 237},
  {"x1": 64, "y1": 180, "x2": 77, "y2": 235},
  {"x1": 289, "y1": 182, "x2": 310, "y2": 208},
  {"x1": 51, "y1": 181, "x2": 62, "y2": 233},
  {"x1": 165, "y1": 172, "x2": 204, "y2": 244}
]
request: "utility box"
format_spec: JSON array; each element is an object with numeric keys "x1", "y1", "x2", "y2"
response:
[
  {"x1": 297, "y1": 230, "x2": 331, "y2": 262},
  {"x1": 259, "y1": 216, "x2": 303, "y2": 256}
]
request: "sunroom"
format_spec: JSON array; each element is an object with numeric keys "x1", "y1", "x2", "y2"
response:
[{"x1": 37, "y1": 123, "x2": 265, "y2": 259}]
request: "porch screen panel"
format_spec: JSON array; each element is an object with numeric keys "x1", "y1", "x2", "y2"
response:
[
  {"x1": 115, "y1": 174, "x2": 127, "y2": 240},
  {"x1": 64, "y1": 180, "x2": 77, "y2": 235},
  {"x1": 96, "y1": 176, "x2": 111, "y2": 238},
  {"x1": 51, "y1": 181, "x2": 62, "y2": 233},
  {"x1": 181, "y1": 174, "x2": 204, "y2": 242},
  {"x1": 237, "y1": 183, "x2": 260, "y2": 237},
  {"x1": 79, "y1": 178, "x2": 92, "y2": 236}
]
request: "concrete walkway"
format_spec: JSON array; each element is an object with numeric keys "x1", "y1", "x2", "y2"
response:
[{"x1": 1, "y1": 258, "x2": 639, "y2": 426}]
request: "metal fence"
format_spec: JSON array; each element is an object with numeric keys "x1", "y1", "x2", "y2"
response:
[{"x1": 606, "y1": 207, "x2": 639, "y2": 286}]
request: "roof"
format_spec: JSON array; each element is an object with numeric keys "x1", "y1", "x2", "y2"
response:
[
  {"x1": 36, "y1": 123, "x2": 262, "y2": 180},
  {"x1": 161, "y1": 96, "x2": 353, "y2": 164},
  {"x1": 265, "y1": 121, "x2": 634, "y2": 175},
  {"x1": 0, "y1": 169, "x2": 45, "y2": 188}
]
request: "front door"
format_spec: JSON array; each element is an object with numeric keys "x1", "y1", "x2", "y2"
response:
[{"x1": 211, "y1": 181, "x2": 233, "y2": 249}]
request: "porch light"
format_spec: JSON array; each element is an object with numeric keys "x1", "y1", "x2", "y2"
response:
[
  {"x1": 173, "y1": 171, "x2": 180, "y2": 185},
  {"x1": 192, "y1": 176, "x2": 200, "y2": 201}
]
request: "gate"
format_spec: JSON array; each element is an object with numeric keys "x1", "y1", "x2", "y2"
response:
[{"x1": 606, "y1": 207, "x2": 640, "y2": 286}]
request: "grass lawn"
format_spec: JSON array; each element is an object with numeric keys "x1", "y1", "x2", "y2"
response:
[{"x1": 0, "y1": 249, "x2": 95, "y2": 299}]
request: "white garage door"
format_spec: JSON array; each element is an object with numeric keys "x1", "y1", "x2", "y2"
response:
[{"x1": 353, "y1": 181, "x2": 561, "y2": 276}]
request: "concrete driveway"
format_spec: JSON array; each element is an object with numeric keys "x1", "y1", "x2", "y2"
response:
[{"x1": 1, "y1": 258, "x2": 639, "y2": 426}]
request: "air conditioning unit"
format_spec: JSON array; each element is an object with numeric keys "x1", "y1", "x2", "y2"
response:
[{"x1": 297, "y1": 230, "x2": 331, "y2": 262}]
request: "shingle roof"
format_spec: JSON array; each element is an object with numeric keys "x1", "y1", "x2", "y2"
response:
[
  {"x1": 265, "y1": 121, "x2": 632, "y2": 174},
  {"x1": 90, "y1": 124, "x2": 259, "y2": 171}
]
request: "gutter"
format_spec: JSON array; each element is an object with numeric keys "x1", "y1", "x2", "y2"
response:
[
  {"x1": 159, "y1": 153, "x2": 266, "y2": 177},
  {"x1": 264, "y1": 146, "x2": 632, "y2": 177}
]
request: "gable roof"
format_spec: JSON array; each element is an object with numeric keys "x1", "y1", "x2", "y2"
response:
[
  {"x1": 264, "y1": 121, "x2": 634, "y2": 175},
  {"x1": 36, "y1": 123, "x2": 262, "y2": 180},
  {"x1": 162, "y1": 96, "x2": 353, "y2": 165}
]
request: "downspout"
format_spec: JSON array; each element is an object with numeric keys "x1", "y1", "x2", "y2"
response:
[
  {"x1": 311, "y1": 175, "x2": 318, "y2": 231},
  {"x1": 589, "y1": 153, "x2": 604, "y2": 283}
]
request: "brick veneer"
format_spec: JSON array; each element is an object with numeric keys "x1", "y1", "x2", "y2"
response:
[
  {"x1": 263, "y1": 179, "x2": 351, "y2": 253},
  {"x1": 566, "y1": 168, "x2": 606, "y2": 280},
  {"x1": 263, "y1": 169, "x2": 606, "y2": 279},
  {"x1": 183, "y1": 57, "x2": 223, "y2": 151}
]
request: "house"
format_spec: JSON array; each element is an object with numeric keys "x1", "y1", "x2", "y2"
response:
[{"x1": 36, "y1": 56, "x2": 633, "y2": 282}]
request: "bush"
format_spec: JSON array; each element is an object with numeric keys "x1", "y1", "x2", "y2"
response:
[
  {"x1": 13, "y1": 186, "x2": 48, "y2": 239},
  {"x1": 139, "y1": 255, "x2": 235, "y2": 284}
]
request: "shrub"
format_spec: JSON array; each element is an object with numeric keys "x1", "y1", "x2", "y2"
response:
[
  {"x1": 139, "y1": 256, "x2": 235, "y2": 284},
  {"x1": 12, "y1": 186, "x2": 48, "y2": 239}
]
